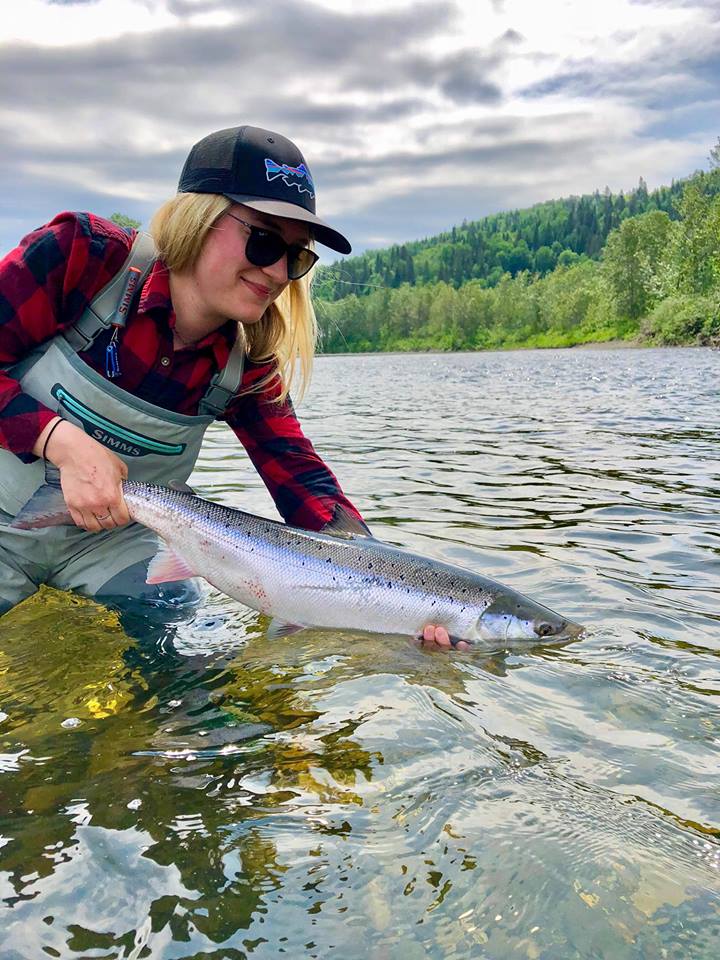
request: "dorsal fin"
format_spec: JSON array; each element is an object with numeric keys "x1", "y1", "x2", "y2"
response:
[
  {"x1": 321, "y1": 504, "x2": 373, "y2": 539},
  {"x1": 168, "y1": 479, "x2": 196, "y2": 494}
]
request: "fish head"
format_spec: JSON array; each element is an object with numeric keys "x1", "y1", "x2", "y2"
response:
[{"x1": 472, "y1": 593, "x2": 584, "y2": 645}]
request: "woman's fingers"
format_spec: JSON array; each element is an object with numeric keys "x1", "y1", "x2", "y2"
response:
[
  {"x1": 110, "y1": 490, "x2": 132, "y2": 526},
  {"x1": 85, "y1": 485, "x2": 130, "y2": 528},
  {"x1": 94, "y1": 507, "x2": 117, "y2": 530},
  {"x1": 49, "y1": 424, "x2": 132, "y2": 530},
  {"x1": 418, "y1": 624, "x2": 469, "y2": 652},
  {"x1": 69, "y1": 507, "x2": 87, "y2": 530},
  {"x1": 71, "y1": 506, "x2": 120, "y2": 532},
  {"x1": 423, "y1": 624, "x2": 450, "y2": 649},
  {"x1": 418, "y1": 625, "x2": 472, "y2": 652}
]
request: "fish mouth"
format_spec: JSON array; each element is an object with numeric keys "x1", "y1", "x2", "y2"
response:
[
  {"x1": 534, "y1": 617, "x2": 584, "y2": 640},
  {"x1": 476, "y1": 597, "x2": 585, "y2": 645}
]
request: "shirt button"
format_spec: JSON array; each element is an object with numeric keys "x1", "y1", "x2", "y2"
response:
[{"x1": 160, "y1": 356, "x2": 171, "y2": 367}]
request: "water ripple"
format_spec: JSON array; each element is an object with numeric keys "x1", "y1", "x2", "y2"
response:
[{"x1": 2, "y1": 347, "x2": 719, "y2": 958}]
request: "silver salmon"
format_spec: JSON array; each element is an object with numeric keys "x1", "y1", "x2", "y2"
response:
[{"x1": 13, "y1": 481, "x2": 583, "y2": 647}]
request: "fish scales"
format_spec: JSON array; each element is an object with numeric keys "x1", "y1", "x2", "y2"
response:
[
  {"x1": 124, "y1": 481, "x2": 492, "y2": 637},
  {"x1": 12, "y1": 478, "x2": 583, "y2": 645}
]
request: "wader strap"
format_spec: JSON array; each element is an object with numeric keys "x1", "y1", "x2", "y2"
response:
[
  {"x1": 198, "y1": 334, "x2": 246, "y2": 418},
  {"x1": 64, "y1": 232, "x2": 157, "y2": 352},
  {"x1": 62, "y1": 229, "x2": 244, "y2": 419}
]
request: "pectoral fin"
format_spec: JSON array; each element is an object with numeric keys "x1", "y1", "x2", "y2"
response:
[
  {"x1": 146, "y1": 544, "x2": 197, "y2": 583},
  {"x1": 321, "y1": 504, "x2": 373, "y2": 539},
  {"x1": 266, "y1": 619, "x2": 305, "y2": 640}
]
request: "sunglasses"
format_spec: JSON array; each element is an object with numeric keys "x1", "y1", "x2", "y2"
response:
[{"x1": 225, "y1": 212, "x2": 318, "y2": 280}]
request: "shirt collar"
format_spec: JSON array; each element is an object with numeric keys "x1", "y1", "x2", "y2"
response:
[{"x1": 137, "y1": 259, "x2": 237, "y2": 365}]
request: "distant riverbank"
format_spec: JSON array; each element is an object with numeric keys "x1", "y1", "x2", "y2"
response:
[{"x1": 317, "y1": 338, "x2": 699, "y2": 358}]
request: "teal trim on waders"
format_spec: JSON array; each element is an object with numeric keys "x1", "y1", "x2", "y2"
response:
[
  {"x1": 51, "y1": 384, "x2": 186, "y2": 456},
  {"x1": 0, "y1": 232, "x2": 246, "y2": 611}
]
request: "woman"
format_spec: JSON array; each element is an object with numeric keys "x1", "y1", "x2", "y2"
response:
[{"x1": 0, "y1": 124, "x2": 456, "y2": 649}]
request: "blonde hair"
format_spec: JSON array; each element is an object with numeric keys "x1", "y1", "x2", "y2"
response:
[{"x1": 149, "y1": 192, "x2": 317, "y2": 402}]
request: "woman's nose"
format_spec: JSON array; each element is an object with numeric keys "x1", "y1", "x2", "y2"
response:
[{"x1": 261, "y1": 254, "x2": 289, "y2": 284}]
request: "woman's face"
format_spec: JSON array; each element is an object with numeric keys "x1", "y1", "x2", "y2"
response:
[{"x1": 189, "y1": 204, "x2": 311, "y2": 327}]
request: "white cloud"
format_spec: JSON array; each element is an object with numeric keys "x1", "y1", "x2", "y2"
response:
[
  {"x1": 2, "y1": 0, "x2": 175, "y2": 46},
  {"x1": 0, "y1": 0, "x2": 717, "y2": 255}
]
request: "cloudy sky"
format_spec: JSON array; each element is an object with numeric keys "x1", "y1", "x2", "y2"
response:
[{"x1": 1, "y1": 0, "x2": 718, "y2": 260}]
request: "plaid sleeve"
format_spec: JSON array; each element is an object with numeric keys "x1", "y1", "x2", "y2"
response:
[
  {"x1": 226, "y1": 363, "x2": 365, "y2": 531},
  {"x1": 0, "y1": 212, "x2": 133, "y2": 458}
]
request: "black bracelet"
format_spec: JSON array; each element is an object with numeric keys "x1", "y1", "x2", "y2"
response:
[{"x1": 42, "y1": 418, "x2": 65, "y2": 462}]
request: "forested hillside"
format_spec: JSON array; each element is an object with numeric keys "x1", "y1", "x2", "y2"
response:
[
  {"x1": 314, "y1": 178, "x2": 684, "y2": 300},
  {"x1": 313, "y1": 155, "x2": 720, "y2": 353}
]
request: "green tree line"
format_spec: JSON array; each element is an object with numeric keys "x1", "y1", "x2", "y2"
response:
[
  {"x1": 314, "y1": 155, "x2": 720, "y2": 352},
  {"x1": 314, "y1": 177, "x2": 688, "y2": 300}
]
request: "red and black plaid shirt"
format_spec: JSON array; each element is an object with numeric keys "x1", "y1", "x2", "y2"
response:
[{"x1": 0, "y1": 211, "x2": 361, "y2": 530}]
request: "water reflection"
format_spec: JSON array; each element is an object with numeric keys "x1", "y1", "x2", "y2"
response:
[{"x1": 1, "y1": 348, "x2": 719, "y2": 958}]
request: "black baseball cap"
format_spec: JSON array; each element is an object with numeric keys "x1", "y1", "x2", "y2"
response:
[{"x1": 178, "y1": 125, "x2": 351, "y2": 255}]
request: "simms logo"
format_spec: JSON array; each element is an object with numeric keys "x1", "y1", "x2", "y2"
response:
[
  {"x1": 51, "y1": 384, "x2": 186, "y2": 458},
  {"x1": 117, "y1": 266, "x2": 142, "y2": 321},
  {"x1": 91, "y1": 429, "x2": 141, "y2": 457}
]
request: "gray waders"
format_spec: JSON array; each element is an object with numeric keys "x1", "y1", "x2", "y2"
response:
[{"x1": 0, "y1": 233, "x2": 244, "y2": 616}]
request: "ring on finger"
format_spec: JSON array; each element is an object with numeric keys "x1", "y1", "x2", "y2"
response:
[{"x1": 95, "y1": 511, "x2": 112, "y2": 521}]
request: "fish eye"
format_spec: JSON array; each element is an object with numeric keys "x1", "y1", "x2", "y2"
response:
[{"x1": 536, "y1": 620, "x2": 563, "y2": 637}]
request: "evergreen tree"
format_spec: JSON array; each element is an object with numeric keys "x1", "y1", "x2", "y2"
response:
[{"x1": 110, "y1": 212, "x2": 141, "y2": 230}]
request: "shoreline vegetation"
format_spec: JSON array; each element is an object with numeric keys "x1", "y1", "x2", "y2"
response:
[
  {"x1": 315, "y1": 339, "x2": 700, "y2": 360},
  {"x1": 313, "y1": 147, "x2": 720, "y2": 355},
  {"x1": 316, "y1": 339, "x2": 680, "y2": 358}
]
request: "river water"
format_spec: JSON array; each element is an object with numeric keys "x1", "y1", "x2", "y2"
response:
[{"x1": 1, "y1": 346, "x2": 718, "y2": 958}]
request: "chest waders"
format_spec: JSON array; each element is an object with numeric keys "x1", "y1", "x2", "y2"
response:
[{"x1": 0, "y1": 233, "x2": 245, "y2": 614}]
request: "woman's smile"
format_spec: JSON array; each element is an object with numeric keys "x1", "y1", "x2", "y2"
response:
[{"x1": 241, "y1": 276, "x2": 273, "y2": 299}]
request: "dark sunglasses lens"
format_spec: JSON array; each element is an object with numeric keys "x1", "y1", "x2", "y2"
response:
[
  {"x1": 245, "y1": 229, "x2": 285, "y2": 268},
  {"x1": 244, "y1": 225, "x2": 318, "y2": 280},
  {"x1": 287, "y1": 247, "x2": 319, "y2": 280}
]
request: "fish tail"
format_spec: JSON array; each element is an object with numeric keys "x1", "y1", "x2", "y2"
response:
[{"x1": 11, "y1": 483, "x2": 73, "y2": 529}]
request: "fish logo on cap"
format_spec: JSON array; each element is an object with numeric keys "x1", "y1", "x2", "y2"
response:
[{"x1": 264, "y1": 158, "x2": 315, "y2": 198}]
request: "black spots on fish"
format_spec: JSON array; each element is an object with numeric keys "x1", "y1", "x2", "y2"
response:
[
  {"x1": 326, "y1": 557, "x2": 332, "y2": 563},
  {"x1": 367, "y1": 562, "x2": 373, "y2": 569}
]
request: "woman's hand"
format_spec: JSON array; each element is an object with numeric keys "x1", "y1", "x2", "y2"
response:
[
  {"x1": 419, "y1": 625, "x2": 471, "y2": 652},
  {"x1": 34, "y1": 418, "x2": 131, "y2": 532}
]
